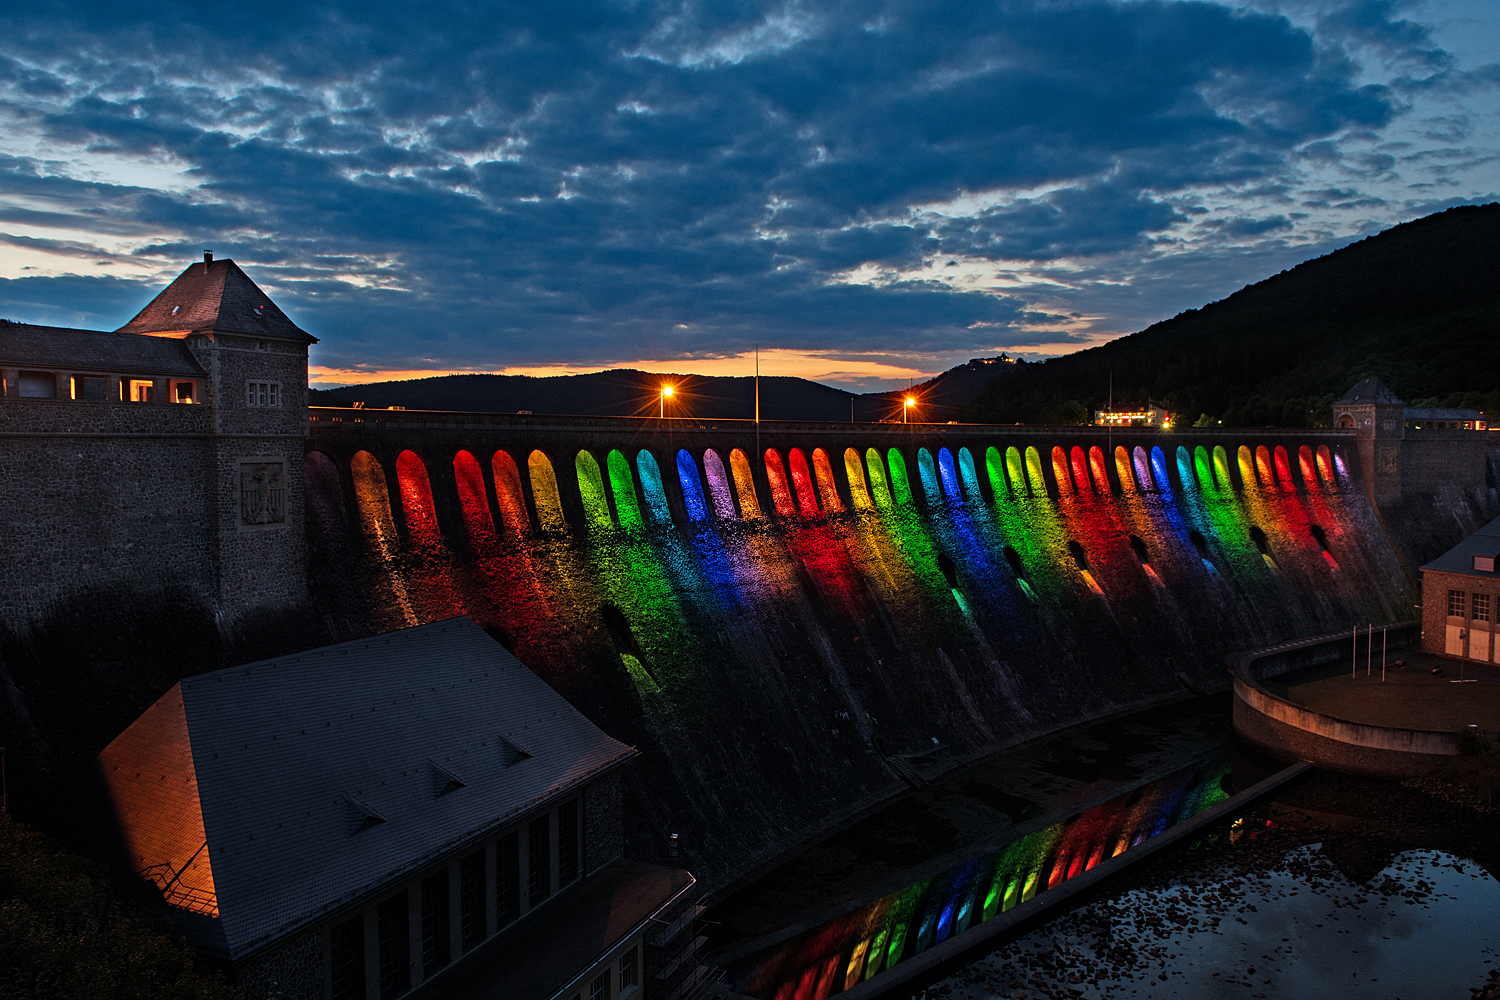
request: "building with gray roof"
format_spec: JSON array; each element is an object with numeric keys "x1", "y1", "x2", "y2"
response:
[
  {"x1": 50, "y1": 616, "x2": 698, "y2": 1000},
  {"x1": 1420, "y1": 516, "x2": 1500, "y2": 663}
]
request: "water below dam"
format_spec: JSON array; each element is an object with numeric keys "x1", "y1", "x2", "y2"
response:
[{"x1": 707, "y1": 699, "x2": 1498, "y2": 1000}]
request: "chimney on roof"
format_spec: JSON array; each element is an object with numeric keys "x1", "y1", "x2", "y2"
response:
[{"x1": 204, "y1": 251, "x2": 213, "y2": 267}]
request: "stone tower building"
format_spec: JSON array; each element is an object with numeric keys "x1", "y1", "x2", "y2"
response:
[
  {"x1": 0, "y1": 253, "x2": 314, "y2": 641},
  {"x1": 1331, "y1": 376, "x2": 1405, "y2": 505}
]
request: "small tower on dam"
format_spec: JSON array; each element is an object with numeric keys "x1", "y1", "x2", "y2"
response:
[
  {"x1": 1332, "y1": 376, "x2": 1406, "y2": 506},
  {"x1": 0, "y1": 252, "x2": 315, "y2": 643}
]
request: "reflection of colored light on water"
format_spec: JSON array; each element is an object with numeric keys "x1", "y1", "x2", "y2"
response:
[
  {"x1": 453, "y1": 449, "x2": 497, "y2": 553},
  {"x1": 729, "y1": 756, "x2": 1233, "y2": 1000},
  {"x1": 492, "y1": 450, "x2": 530, "y2": 538},
  {"x1": 731, "y1": 448, "x2": 764, "y2": 518},
  {"x1": 678, "y1": 450, "x2": 708, "y2": 520},
  {"x1": 528, "y1": 450, "x2": 566, "y2": 531}
]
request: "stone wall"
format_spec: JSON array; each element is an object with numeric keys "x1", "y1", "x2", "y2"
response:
[
  {"x1": 236, "y1": 925, "x2": 325, "y2": 1000},
  {"x1": 585, "y1": 770, "x2": 626, "y2": 875}
]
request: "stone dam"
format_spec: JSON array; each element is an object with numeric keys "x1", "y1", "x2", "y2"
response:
[{"x1": 299, "y1": 410, "x2": 1414, "y2": 882}]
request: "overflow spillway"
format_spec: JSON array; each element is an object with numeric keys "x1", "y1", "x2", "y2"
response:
[{"x1": 303, "y1": 411, "x2": 1412, "y2": 877}]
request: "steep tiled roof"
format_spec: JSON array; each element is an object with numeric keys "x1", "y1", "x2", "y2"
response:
[
  {"x1": 67, "y1": 617, "x2": 633, "y2": 960},
  {"x1": 115, "y1": 258, "x2": 315, "y2": 344},
  {"x1": 1334, "y1": 376, "x2": 1403, "y2": 406},
  {"x1": 0, "y1": 321, "x2": 205, "y2": 375}
]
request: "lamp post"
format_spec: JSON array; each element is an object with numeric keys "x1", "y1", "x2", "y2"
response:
[
  {"x1": 660, "y1": 384, "x2": 674, "y2": 419},
  {"x1": 904, "y1": 396, "x2": 915, "y2": 424}
]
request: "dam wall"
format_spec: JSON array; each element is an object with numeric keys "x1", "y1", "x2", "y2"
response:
[{"x1": 300, "y1": 410, "x2": 1414, "y2": 880}]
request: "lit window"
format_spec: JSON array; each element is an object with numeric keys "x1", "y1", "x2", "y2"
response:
[
  {"x1": 127, "y1": 379, "x2": 155, "y2": 403},
  {"x1": 173, "y1": 381, "x2": 196, "y2": 404},
  {"x1": 1449, "y1": 589, "x2": 1467, "y2": 617},
  {"x1": 1473, "y1": 593, "x2": 1491, "y2": 623},
  {"x1": 246, "y1": 381, "x2": 280, "y2": 407}
]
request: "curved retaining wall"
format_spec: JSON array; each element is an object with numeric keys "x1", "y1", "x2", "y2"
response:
[{"x1": 1230, "y1": 624, "x2": 1458, "y2": 778}]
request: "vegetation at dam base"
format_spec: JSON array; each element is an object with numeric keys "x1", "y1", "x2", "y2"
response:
[{"x1": 0, "y1": 815, "x2": 237, "y2": 1000}]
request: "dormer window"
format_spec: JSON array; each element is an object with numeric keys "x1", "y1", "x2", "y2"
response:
[{"x1": 170, "y1": 305, "x2": 181, "y2": 316}]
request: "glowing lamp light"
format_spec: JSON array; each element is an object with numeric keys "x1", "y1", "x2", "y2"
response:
[
  {"x1": 659, "y1": 384, "x2": 675, "y2": 418},
  {"x1": 904, "y1": 396, "x2": 915, "y2": 423}
]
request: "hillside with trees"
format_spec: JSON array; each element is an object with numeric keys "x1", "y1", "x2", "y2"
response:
[{"x1": 971, "y1": 203, "x2": 1500, "y2": 426}]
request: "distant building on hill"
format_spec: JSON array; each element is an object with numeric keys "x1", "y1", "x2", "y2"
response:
[
  {"x1": 1093, "y1": 405, "x2": 1170, "y2": 428},
  {"x1": 47, "y1": 617, "x2": 706, "y2": 1000},
  {"x1": 1419, "y1": 515, "x2": 1500, "y2": 663},
  {"x1": 1331, "y1": 377, "x2": 1490, "y2": 506}
]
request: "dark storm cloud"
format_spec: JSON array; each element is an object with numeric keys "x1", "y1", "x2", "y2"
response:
[{"x1": 0, "y1": 0, "x2": 1491, "y2": 369}]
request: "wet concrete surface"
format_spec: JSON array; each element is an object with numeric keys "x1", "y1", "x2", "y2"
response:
[
  {"x1": 907, "y1": 762, "x2": 1500, "y2": 1000},
  {"x1": 707, "y1": 695, "x2": 1233, "y2": 956},
  {"x1": 1265, "y1": 650, "x2": 1500, "y2": 732}
]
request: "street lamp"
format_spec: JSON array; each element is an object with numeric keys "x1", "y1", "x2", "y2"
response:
[
  {"x1": 660, "y1": 384, "x2": 675, "y2": 419},
  {"x1": 904, "y1": 396, "x2": 915, "y2": 424}
]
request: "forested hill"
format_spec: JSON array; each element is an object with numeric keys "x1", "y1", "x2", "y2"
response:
[{"x1": 972, "y1": 203, "x2": 1500, "y2": 426}]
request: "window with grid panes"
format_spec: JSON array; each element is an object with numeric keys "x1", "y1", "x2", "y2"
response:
[
  {"x1": 329, "y1": 915, "x2": 365, "y2": 1000},
  {"x1": 621, "y1": 945, "x2": 639, "y2": 991},
  {"x1": 1450, "y1": 589, "x2": 1467, "y2": 617},
  {"x1": 1474, "y1": 593, "x2": 1492, "y2": 623},
  {"x1": 460, "y1": 850, "x2": 485, "y2": 951},
  {"x1": 590, "y1": 970, "x2": 610, "y2": 1000},
  {"x1": 377, "y1": 892, "x2": 410, "y2": 998},
  {"x1": 421, "y1": 872, "x2": 451, "y2": 975},
  {"x1": 528, "y1": 815, "x2": 551, "y2": 906},
  {"x1": 497, "y1": 831, "x2": 520, "y2": 923}
]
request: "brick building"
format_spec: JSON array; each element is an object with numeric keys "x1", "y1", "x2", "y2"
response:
[
  {"x1": 48, "y1": 616, "x2": 701, "y2": 1000},
  {"x1": 1420, "y1": 515, "x2": 1500, "y2": 662},
  {"x1": 0, "y1": 252, "x2": 313, "y2": 638}
]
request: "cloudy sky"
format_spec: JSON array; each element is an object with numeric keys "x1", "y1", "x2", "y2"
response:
[{"x1": 1, "y1": 0, "x2": 1496, "y2": 391}]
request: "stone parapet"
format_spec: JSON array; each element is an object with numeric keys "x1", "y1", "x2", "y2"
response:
[{"x1": 1229, "y1": 625, "x2": 1458, "y2": 778}]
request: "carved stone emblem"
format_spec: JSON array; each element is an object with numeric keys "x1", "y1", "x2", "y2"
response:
[{"x1": 240, "y1": 462, "x2": 287, "y2": 525}]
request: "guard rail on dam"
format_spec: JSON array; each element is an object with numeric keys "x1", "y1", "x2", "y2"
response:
[{"x1": 302, "y1": 408, "x2": 1413, "y2": 880}]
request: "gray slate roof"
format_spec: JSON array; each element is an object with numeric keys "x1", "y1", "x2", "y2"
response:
[
  {"x1": 0, "y1": 321, "x2": 205, "y2": 376},
  {"x1": 173, "y1": 617, "x2": 632, "y2": 958},
  {"x1": 1420, "y1": 516, "x2": 1500, "y2": 581},
  {"x1": 116, "y1": 258, "x2": 316, "y2": 344},
  {"x1": 1334, "y1": 376, "x2": 1404, "y2": 406}
]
